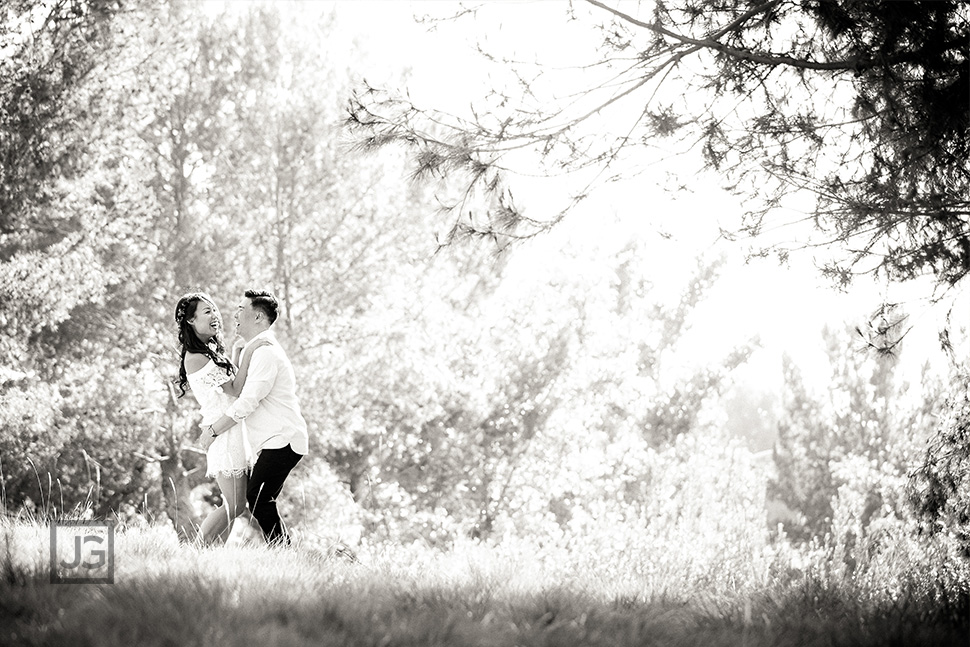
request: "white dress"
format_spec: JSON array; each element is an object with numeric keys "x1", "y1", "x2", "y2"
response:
[{"x1": 187, "y1": 359, "x2": 254, "y2": 478}]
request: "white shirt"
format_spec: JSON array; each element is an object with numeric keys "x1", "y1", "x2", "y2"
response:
[{"x1": 224, "y1": 330, "x2": 309, "y2": 455}]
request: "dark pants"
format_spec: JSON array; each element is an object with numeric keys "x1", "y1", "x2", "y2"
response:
[{"x1": 247, "y1": 444, "x2": 303, "y2": 546}]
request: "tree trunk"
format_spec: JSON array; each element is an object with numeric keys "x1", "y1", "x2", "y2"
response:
[{"x1": 160, "y1": 384, "x2": 201, "y2": 542}]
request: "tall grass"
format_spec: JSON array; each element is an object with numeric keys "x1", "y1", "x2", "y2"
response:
[{"x1": 2, "y1": 517, "x2": 967, "y2": 647}]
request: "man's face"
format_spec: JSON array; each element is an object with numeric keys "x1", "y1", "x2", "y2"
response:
[{"x1": 235, "y1": 297, "x2": 258, "y2": 340}]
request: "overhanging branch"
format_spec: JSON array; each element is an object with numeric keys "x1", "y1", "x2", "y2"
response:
[{"x1": 585, "y1": 0, "x2": 881, "y2": 72}]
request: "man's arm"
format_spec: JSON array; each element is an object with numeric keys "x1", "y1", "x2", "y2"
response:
[
  {"x1": 221, "y1": 339, "x2": 272, "y2": 397},
  {"x1": 201, "y1": 347, "x2": 278, "y2": 441}
]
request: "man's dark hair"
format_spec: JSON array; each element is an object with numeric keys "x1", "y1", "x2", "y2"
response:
[{"x1": 245, "y1": 289, "x2": 279, "y2": 324}]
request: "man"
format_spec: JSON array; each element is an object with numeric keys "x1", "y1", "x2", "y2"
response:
[{"x1": 200, "y1": 290, "x2": 309, "y2": 545}]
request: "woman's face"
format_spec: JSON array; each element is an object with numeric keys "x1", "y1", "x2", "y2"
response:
[{"x1": 187, "y1": 299, "x2": 222, "y2": 343}]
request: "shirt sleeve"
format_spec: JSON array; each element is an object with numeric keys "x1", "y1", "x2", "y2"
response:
[{"x1": 224, "y1": 347, "x2": 278, "y2": 422}]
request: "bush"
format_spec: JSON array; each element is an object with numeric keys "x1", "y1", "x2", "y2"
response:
[{"x1": 910, "y1": 369, "x2": 970, "y2": 553}]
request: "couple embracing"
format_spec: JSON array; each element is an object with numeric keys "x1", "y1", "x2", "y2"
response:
[{"x1": 174, "y1": 289, "x2": 308, "y2": 547}]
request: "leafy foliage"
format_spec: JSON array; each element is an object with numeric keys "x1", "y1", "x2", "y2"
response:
[
  {"x1": 771, "y1": 325, "x2": 942, "y2": 541},
  {"x1": 314, "y1": 231, "x2": 758, "y2": 544},
  {"x1": 0, "y1": 0, "x2": 123, "y2": 237},
  {"x1": 910, "y1": 370, "x2": 970, "y2": 552},
  {"x1": 0, "y1": 0, "x2": 173, "y2": 520}
]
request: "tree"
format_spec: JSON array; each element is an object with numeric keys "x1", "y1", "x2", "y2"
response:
[
  {"x1": 348, "y1": 1, "x2": 970, "y2": 298},
  {"x1": 0, "y1": 0, "x2": 135, "y2": 354},
  {"x1": 0, "y1": 0, "x2": 187, "y2": 523},
  {"x1": 0, "y1": 0, "x2": 126, "y2": 238},
  {"x1": 909, "y1": 370, "x2": 970, "y2": 553},
  {"x1": 199, "y1": 5, "x2": 435, "y2": 348},
  {"x1": 771, "y1": 324, "x2": 942, "y2": 541},
  {"x1": 313, "y1": 214, "x2": 756, "y2": 544}
]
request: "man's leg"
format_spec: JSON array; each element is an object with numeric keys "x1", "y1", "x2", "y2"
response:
[{"x1": 247, "y1": 445, "x2": 303, "y2": 545}]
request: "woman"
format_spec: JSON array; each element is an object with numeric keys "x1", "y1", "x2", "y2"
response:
[{"x1": 174, "y1": 292, "x2": 268, "y2": 545}]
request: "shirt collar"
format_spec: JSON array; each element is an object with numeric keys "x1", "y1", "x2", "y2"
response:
[{"x1": 245, "y1": 329, "x2": 276, "y2": 348}]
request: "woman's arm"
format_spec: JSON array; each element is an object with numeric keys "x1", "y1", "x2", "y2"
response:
[
  {"x1": 229, "y1": 334, "x2": 244, "y2": 366},
  {"x1": 229, "y1": 334, "x2": 246, "y2": 366},
  {"x1": 220, "y1": 340, "x2": 271, "y2": 397}
]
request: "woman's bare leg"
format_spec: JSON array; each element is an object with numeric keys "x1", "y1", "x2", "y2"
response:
[{"x1": 199, "y1": 473, "x2": 249, "y2": 546}]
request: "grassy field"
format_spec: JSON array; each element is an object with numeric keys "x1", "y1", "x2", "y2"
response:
[{"x1": 2, "y1": 519, "x2": 968, "y2": 647}]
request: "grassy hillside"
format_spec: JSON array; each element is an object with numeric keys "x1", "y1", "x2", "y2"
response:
[{"x1": 2, "y1": 519, "x2": 968, "y2": 647}]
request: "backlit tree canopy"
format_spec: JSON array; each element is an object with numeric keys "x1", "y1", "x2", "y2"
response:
[{"x1": 350, "y1": 0, "x2": 970, "y2": 294}]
